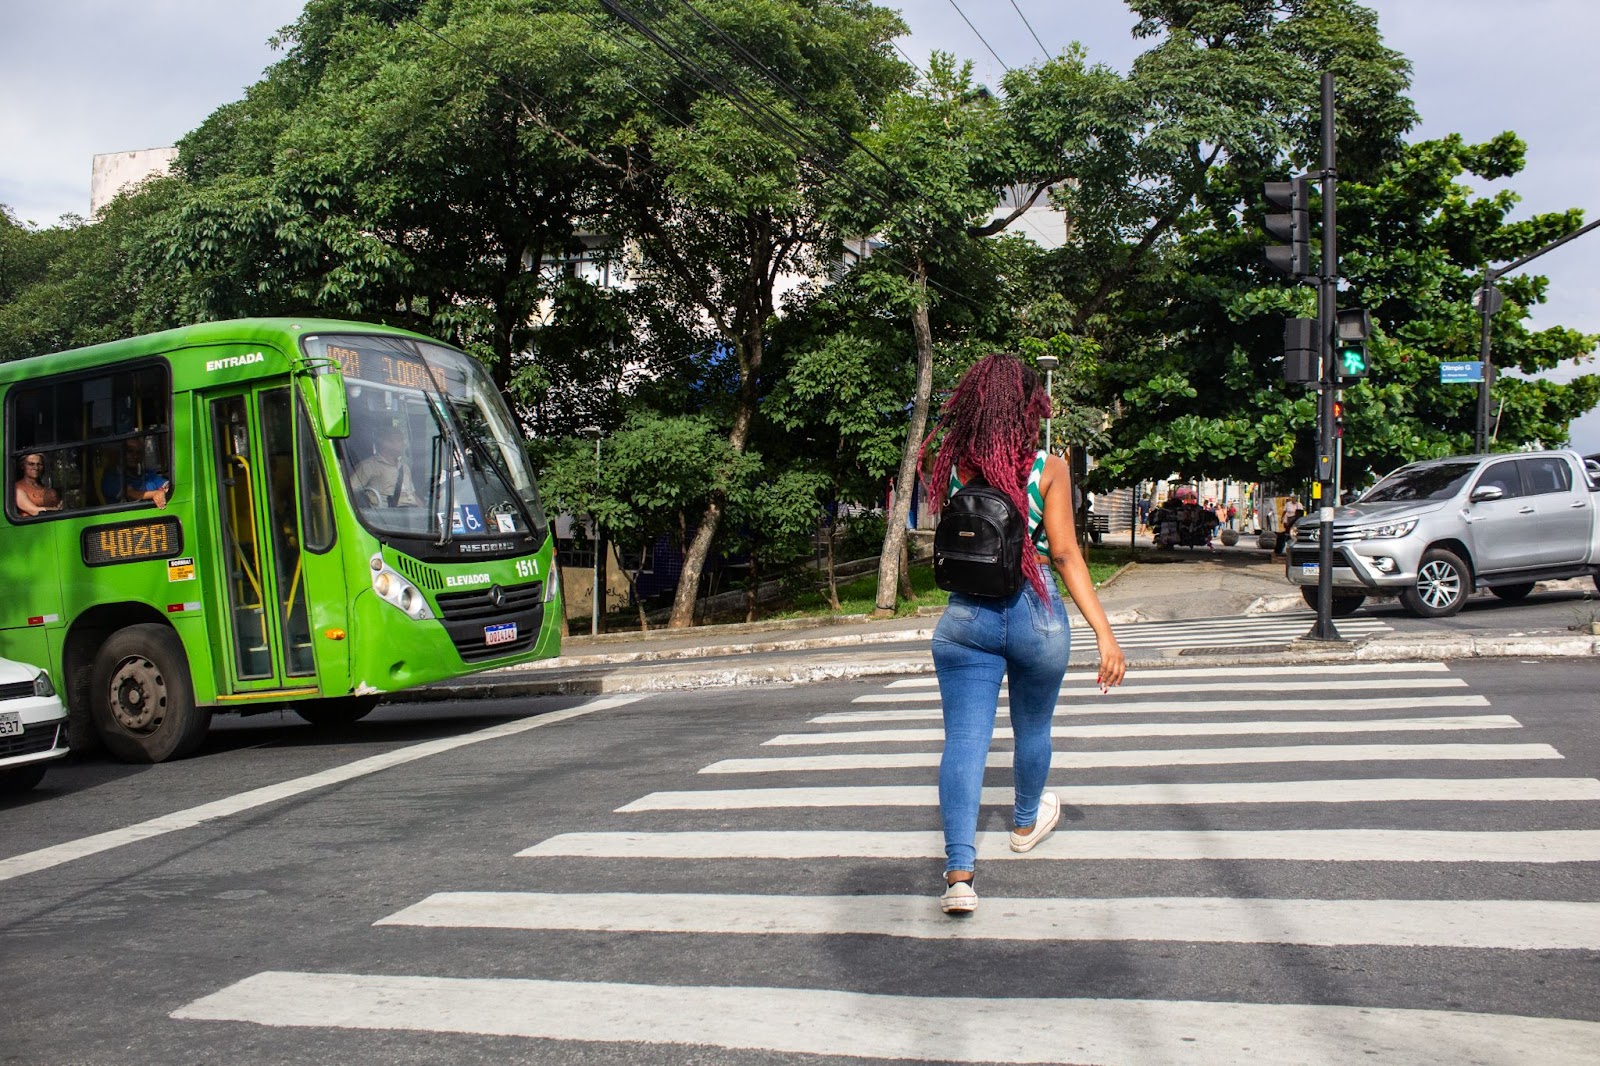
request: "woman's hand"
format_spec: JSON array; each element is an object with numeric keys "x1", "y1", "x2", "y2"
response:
[{"x1": 1095, "y1": 632, "x2": 1126, "y2": 693}]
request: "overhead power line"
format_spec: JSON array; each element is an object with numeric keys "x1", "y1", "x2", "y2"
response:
[
  {"x1": 945, "y1": 0, "x2": 1010, "y2": 73},
  {"x1": 1007, "y1": 0, "x2": 1049, "y2": 56}
]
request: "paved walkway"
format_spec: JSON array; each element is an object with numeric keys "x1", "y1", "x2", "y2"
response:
[{"x1": 394, "y1": 543, "x2": 1599, "y2": 702}]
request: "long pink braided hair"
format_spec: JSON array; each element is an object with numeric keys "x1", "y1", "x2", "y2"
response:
[{"x1": 921, "y1": 352, "x2": 1053, "y2": 599}]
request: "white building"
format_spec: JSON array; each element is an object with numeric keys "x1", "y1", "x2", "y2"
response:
[{"x1": 90, "y1": 147, "x2": 177, "y2": 215}]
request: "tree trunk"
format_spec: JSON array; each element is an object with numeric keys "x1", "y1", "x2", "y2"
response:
[
  {"x1": 874, "y1": 262, "x2": 937, "y2": 616},
  {"x1": 594, "y1": 525, "x2": 609, "y2": 635},
  {"x1": 667, "y1": 342, "x2": 760, "y2": 628}
]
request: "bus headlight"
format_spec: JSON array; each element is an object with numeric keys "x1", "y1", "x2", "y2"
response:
[{"x1": 369, "y1": 554, "x2": 435, "y2": 620}]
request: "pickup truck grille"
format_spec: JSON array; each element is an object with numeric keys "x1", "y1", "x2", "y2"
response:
[{"x1": 1293, "y1": 525, "x2": 1365, "y2": 544}]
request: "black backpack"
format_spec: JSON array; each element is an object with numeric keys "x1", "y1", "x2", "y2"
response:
[{"x1": 932, "y1": 477, "x2": 1044, "y2": 599}]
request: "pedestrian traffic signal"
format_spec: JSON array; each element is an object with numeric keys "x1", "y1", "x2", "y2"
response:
[
  {"x1": 1282, "y1": 317, "x2": 1318, "y2": 384},
  {"x1": 1335, "y1": 308, "x2": 1372, "y2": 380},
  {"x1": 1264, "y1": 177, "x2": 1313, "y2": 277},
  {"x1": 1332, "y1": 399, "x2": 1345, "y2": 438}
]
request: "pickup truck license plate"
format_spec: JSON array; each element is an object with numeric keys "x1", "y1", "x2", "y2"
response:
[
  {"x1": 1300, "y1": 563, "x2": 1320, "y2": 578},
  {"x1": 0, "y1": 712, "x2": 21, "y2": 737},
  {"x1": 484, "y1": 622, "x2": 518, "y2": 647}
]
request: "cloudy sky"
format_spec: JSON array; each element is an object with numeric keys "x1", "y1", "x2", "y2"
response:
[{"x1": 2, "y1": 0, "x2": 1595, "y2": 450}]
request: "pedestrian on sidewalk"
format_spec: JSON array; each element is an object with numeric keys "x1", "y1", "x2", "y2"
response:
[{"x1": 921, "y1": 353, "x2": 1126, "y2": 915}]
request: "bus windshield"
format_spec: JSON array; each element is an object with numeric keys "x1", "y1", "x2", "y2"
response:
[{"x1": 302, "y1": 333, "x2": 548, "y2": 544}]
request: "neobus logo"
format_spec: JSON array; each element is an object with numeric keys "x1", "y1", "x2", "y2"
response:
[
  {"x1": 206, "y1": 351, "x2": 266, "y2": 372},
  {"x1": 445, "y1": 573, "x2": 492, "y2": 587}
]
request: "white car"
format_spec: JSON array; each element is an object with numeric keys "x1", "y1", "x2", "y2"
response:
[{"x1": 0, "y1": 656, "x2": 69, "y2": 793}]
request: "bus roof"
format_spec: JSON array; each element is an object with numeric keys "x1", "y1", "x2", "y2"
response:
[{"x1": 0, "y1": 318, "x2": 448, "y2": 384}]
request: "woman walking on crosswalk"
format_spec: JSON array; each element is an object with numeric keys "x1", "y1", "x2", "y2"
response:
[{"x1": 923, "y1": 353, "x2": 1126, "y2": 914}]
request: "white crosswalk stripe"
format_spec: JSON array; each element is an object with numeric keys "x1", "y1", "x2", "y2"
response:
[{"x1": 174, "y1": 660, "x2": 1600, "y2": 1062}]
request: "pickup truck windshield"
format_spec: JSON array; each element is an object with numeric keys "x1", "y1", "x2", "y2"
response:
[{"x1": 1362, "y1": 461, "x2": 1478, "y2": 503}]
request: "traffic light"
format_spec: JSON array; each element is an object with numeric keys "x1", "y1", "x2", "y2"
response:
[
  {"x1": 1332, "y1": 399, "x2": 1345, "y2": 438},
  {"x1": 1282, "y1": 317, "x2": 1318, "y2": 384},
  {"x1": 1335, "y1": 308, "x2": 1372, "y2": 380},
  {"x1": 1264, "y1": 177, "x2": 1313, "y2": 277}
]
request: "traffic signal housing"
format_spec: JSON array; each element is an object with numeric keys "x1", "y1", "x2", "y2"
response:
[
  {"x1": 1283, "y1": 317, "x2": 1318, "y2": 384},
  {"x1": 1335, "y1": 308, "x2": 1372, "y2": 380},
  {"x1": 1332, "y1": 399, "x2": 1346, "y2": 438},
  {"x1": 1264, "y1": 177, "x2": 1313, "y2": 277}
]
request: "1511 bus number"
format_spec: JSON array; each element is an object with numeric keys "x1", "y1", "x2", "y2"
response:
[{"x1": 81, "y1": 517, "x2": 184, "y2": 567}]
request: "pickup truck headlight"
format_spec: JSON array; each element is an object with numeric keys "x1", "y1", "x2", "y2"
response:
[{"x1": 1354, "y1": 519, "x2": 1417, "y2": 540}]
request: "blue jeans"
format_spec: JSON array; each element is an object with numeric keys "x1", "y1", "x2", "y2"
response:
[{"x1": 932, "y1": 568, "x2": 1071, "y2": 875}]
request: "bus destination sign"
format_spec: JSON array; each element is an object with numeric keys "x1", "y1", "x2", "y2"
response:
[
  {"x1": 82, "y1": 517, "x2": 184, "y2": 568},
  {"x1": 328, "y1": 344, "x2": 439, "y2": 391}
]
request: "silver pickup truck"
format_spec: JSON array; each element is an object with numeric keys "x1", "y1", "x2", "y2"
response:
[{"x1": 1286, "y1": 449, "x2": 1600, "y2": 617}]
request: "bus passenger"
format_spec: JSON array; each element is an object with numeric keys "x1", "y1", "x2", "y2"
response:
[
  {"x1": 14, "y1": 453, "x2": 63, "y2": 516},
  {"x1": 103, "y1": 437, "x2": 170, "y2": 509},
  {"x1": 352, "y1": 427, "x2": 419, "y2": 507}
]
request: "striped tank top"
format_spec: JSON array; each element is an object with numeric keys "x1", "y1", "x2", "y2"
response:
[{"x1": 949, "y1": 450, "x2": 1050, "y2": 557}]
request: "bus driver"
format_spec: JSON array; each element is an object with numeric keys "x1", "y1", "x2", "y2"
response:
[{"x1": 352, "y1": 426, "x2": 419, "y2": 508}]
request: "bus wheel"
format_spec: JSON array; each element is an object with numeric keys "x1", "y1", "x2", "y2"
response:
[
  {"x1": 90, "y1": 625, "x2": 210, "y2": 763},
  {"x1": 294, "y1": 695, "x2": 380, "y2": 728}
]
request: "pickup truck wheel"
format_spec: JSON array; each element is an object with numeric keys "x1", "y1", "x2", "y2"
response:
[
  {"x1": 1299, "y1": 587, "x2": 1367, "y2": 616},
  {"x1": 1489, "y1": 583, "x2": 1535, "y2": 602},
  {"x1": 1400, "y1": 549, "x2": 1469, "y2": 618}
]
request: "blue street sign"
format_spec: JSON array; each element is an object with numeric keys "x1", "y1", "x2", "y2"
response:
[{"x1": 1440, "y1": 361, "x2": 1484, "y2": 383}]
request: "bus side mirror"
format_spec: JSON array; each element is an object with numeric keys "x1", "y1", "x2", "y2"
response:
[{"x1": 314, "y1": 373, "x2": 349, "y2": 439}]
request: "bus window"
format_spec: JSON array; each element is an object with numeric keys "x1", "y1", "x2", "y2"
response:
[
  {"x1": 6, "y1": 363, "x2": 171, "y2": 516},
  {"x1": 296, "y1": 398, "x2": 335, "y2": 554}
]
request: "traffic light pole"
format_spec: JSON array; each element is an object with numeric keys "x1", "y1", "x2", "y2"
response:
[{"x1": 1310, "y1": 71, "x2": 1341, "y2": 642}]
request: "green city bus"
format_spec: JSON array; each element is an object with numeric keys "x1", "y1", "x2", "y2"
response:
[{"x1": 0, "y1": 319, "x2": 562, "y2": 762}]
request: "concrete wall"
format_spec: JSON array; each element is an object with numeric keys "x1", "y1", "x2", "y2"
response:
[{"x1": 90, "y1": 147, "x2": 177, "y2": 215}]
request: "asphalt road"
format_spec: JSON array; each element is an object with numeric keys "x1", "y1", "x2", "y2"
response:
[{"x1": 4, "y1": 657, "x2": 1599, "y2": 1064}]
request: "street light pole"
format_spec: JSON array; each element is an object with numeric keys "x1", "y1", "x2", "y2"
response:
[{"x1": 1036, "y1": 354, "x2": 1058, "y2": 455}]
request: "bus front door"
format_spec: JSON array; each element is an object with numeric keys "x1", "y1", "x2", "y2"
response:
[{"x1": 206, "y1": 386, "x2": 348, "y2": 700}]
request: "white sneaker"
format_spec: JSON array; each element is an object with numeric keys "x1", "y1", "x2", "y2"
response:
[
  {"x1": 940, "y1": 879, "x2": 977, "y2": 914},
  {"x1": 1010, "y1": 792, "x2": 1061, "y2": 853}
]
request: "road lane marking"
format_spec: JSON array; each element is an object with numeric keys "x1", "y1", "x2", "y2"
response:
[
  {"x1": 766, "y1": 715, "x2": 1522, "y2": 745},
  {"x1": 0, "y1": 695, "x2": 647, "y2": 884},
  {"x1": 518, "y1": 828, "x2": 1600, "y2": 862},
  {"x1": 172, "y1": 971, "x2": 1600, "y2": 1063},
  {"x1": 614, "y1": 777, "x2": 1600, "y2": 811},
  {"x1": 378, "y1": 891, "x2": 1600, "y2": 949},
  {"x1": 853, "y1": 677, "x2": 1465, "y2": 703},
  {"x1": 883, "y1": 662, "x2": 1452, "y2": 687},
  {"x1": 700, "y1": 743, "x2": 1561, "y2": 774},
  {"x1": 816, "y1": 694, "x2": 1492, "y2": 722}
]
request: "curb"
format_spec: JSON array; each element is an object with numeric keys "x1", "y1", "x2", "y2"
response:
[{"x1": 390, "y1": 631, "x2": 1597, "y2": 704}]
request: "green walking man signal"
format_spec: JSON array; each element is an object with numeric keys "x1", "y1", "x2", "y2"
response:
[{"x1": 1335, "y1": 308, "x2": 1372, "y2": 380}]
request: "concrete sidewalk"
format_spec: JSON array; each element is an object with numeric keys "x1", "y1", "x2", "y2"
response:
[{"x1": 396, "y1": 544, "x2": 1599, "y2": 702}]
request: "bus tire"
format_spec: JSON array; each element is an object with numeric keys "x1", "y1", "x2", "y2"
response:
[
  {"x1": 89, "y1": 625, "x2": 210, "y2": 763},
  {"x1": 293, "y1": 695, "x2": 380, "y2": 728}
]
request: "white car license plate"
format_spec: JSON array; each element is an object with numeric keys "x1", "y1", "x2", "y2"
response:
[
  {"x1": 0, "y1": 711, "x2": 21, "y2": 737},
  {"x1": 1301, "y1": 563, "x2": 1320, "y2": 578},
  {"x1": 484, "y1": 622, "x2": 518, "y2": 647}
]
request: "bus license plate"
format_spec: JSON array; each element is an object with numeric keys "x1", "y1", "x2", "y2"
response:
[
  {"x1": 0, "y1": 712, "x2": 21, "y2": 737},
  {"x1": 484, "y1": 622, "x2": 518, "y2": 647},
  {"x1": 1301, "y1": 563, "x2": 1320, "y2": 578}
]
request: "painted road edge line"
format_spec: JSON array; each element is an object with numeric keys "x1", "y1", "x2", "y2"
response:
[{"x1": 0, "y1": 695, "x2": 647, "y2": 883}]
